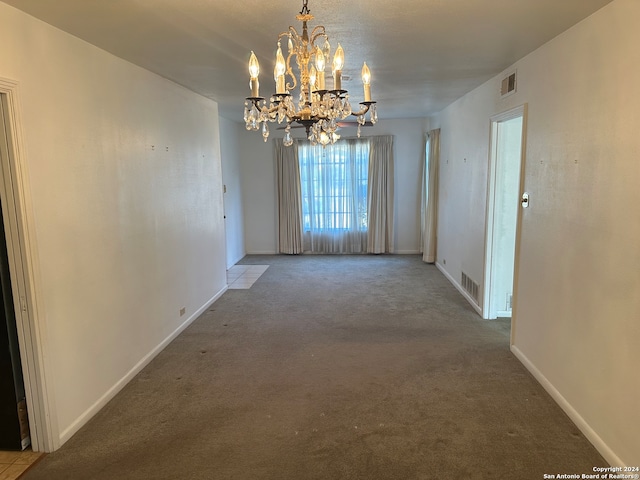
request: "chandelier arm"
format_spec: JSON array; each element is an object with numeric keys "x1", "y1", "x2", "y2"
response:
[
  {"x1": 350, "y1": 102, "x2": 376, "y2": 117},
  {"x1": 264, "y1": 104, "x2": 279, "y2": 114},
  {"x1": 284, "y1": 26, "x2": 302, "y2": 48},
  {"x1": 247, "y1": 99, "x2": 280, "y2": 117},
  {"x1": 309, "y1": 26, "x2": 327, "y2": 45},
  {"x1": 281, "y1": 28, "x2": 302, "y2": 92},
  {"x1": 285, "y1": 51, "x2": 297, "y2": 92},
  {"x1": 278, "y1": 29, "x2": 295, "y2": 43}
]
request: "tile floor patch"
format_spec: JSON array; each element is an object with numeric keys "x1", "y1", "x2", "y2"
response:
[{"x1": 227, "y1": 265, "x2": 269, "y2": 289}]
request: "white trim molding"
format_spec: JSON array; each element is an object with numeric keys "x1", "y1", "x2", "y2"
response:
[
  {"x1": 58, "y1": 286, "x2": 227, "y2": 444},
  {"x1": 0, "y1": 76, "x2": 59, "y2": 451},
  {"x1": 435, "y1": 261, "x2": 482, "y2": 317},
  {"x1": 511, "y1": 345, "x2": 624, "y2": 467}
]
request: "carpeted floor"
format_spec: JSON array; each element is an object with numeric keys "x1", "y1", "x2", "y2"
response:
[{"x1": 23, "y1": 255, "x2": 606, "y2": 479}]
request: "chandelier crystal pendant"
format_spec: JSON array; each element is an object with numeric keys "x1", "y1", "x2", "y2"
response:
[{"x1": 243, "y1": 0, "x2": 377, "y2": 147}]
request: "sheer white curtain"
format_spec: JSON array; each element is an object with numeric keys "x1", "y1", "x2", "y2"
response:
[
  {"x1": 299, "y1": 139, "x2": 369, "y2": 253},
  {"x1": 367, "y1": 135, "x2": 394, "y2": 254},
  {"x1": 421, "y1": 129, "x2": 440, "y2": 263},
  {"x1": 275, "y1": 139, "x2": 303, "y2": 254}
]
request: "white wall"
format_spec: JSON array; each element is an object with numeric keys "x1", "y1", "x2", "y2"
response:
[
  {"x1": 239, "y1": 130, "x2": 278, "y2": 254},
  {"x1": 219, "y1": 116, "x2": 245, "y2": 267},
  {"x1": 0, "y1": 3, "x2": 227, "y2": 449},
  {"x1": 240, "y1": 118, "x2": 427, "y2": 254},
  {"x1": 431, "y1": 0, "x2": 639, "y2": 465},
  {"x1": 432, "y1": 89, "x2": 494, "y2": 296}
]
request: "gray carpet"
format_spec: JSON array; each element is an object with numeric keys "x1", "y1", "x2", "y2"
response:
[{"x1": 23, "y1": 255, "x2": 606, "y2": 479}]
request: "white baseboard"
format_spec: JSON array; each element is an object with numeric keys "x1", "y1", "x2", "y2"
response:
[
  {"x1": 58, "y1": 285, "x2": 228, "y2": 445},
  {"x1": 435, "y1": 262, "x2": 482, "y2": 317},
  {"x1": 510, "y1": 345, "x2": 624, "y2": 467},
  {"x1": 245, "y1": 250, "x2": 277, "y2": 255},
  {"x1": 394, "y1": 250, "x2": 421, "y2": 254}
]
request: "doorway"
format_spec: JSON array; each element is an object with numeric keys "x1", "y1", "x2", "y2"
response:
[
  {"x1": 0, "y1": 83, "x2": 54, "y2": 452},
  {"x1": 483, "y1": 105, "x2": 526, "y2": 322},
  {"x1": 0, "y1": 194, "x2": 30, "y2": 450}
]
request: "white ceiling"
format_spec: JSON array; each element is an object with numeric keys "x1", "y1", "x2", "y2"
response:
[{"x1": 2, "y1": 0, "x2": 613, "y2": 121}]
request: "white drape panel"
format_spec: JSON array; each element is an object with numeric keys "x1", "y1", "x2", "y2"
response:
[
  {"x1": 421, "y1": 129, "x2": 440, "y2": 263},
  {"x1": 299, "y1": 139, "x2": 369, "y2": 253},
  {"x1": 275, "y1": 139, "x2": 304, "y2": 254},
  {"x1": 367, "y1": 135, "x2": 394, "y2": 254}
]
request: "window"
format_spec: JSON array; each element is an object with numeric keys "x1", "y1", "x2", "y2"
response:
[
  {"x1": 298, "y1": 139, "x2": 369, "y2": 232},
  {"x1": 298, "y1": 139, "x2": 370, "y2": 253}
]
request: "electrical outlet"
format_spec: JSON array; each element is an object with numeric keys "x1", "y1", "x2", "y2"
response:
[{"x1": 180, "y1": 307, "x2": 186, "y2": 316}]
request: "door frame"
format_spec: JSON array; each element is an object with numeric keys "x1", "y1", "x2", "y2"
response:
[
  {"x1": 482, "y1": 104, "x2": 527, "y2": 335},
  {"x1": 0, "y1": 77, "x2": 58, "y2": 452}
]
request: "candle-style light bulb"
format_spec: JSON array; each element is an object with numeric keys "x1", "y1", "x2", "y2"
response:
[
  {"x1": 249, "y1": 51, "x2": 260, "y2": 97},
  {"x1": 275, "y1": 45, "x2": 286, "y2": 94},
  {"x1": 322, "y1": 38, "x2": 331, "y2": 64},
  {"x1": 332, "y1": 44, "x2": 344, "y2": 73},
  {"x1": 332, "y1": 44, "x2": 344, "y2": 90},
  {"x1": 249, "y1": 51, "x2": 260, "y2": 78},
  {"x1": 315, "y1": 47, "x2": 326, "y2": 90},
  {"x1": 310, "y1": 65, "x2": 317, "y2": 92},
  {"x1": 315, "y1": 48, "x2": 325, "y2": 72},
  {"x1": 361, "y1": 62, "x2": 371, "y2": 102}
]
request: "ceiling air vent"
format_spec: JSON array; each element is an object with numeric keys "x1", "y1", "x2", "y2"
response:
[{"x1": 500, "y1": 70, "x2": 517, "y2": 98}]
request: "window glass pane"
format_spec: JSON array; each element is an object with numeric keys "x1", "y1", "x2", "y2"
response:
[{"x1": 299, "y1": 140, "x2": 369, "y2": 232}]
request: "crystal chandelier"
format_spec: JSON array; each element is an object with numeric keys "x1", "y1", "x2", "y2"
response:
[{"x1": 243, "y1": 0, "x2": 377, "y2": 147}]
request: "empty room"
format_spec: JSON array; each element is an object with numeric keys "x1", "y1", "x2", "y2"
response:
[{"x1": 0, "y1": 0, "x2": 638, "y2": 479}]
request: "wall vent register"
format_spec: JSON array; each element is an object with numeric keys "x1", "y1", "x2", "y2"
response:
[
  {"x1": 461, "y1": 272, "x2": 480, "y2": 305},
  {"x1": 500, "y1": 70, "x2": 517, "y2": 98}
]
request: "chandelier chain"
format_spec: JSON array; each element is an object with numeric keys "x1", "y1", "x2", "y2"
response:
[{"x1": 300, "y1": 0, "x2": 310, "y2": 16}]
